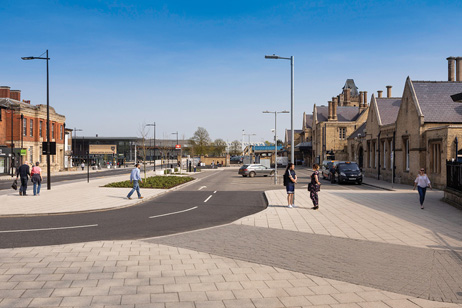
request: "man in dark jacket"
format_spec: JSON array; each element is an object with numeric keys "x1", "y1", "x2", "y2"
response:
[{"x1": 16, "y1": 161, "x2": 30, "y2": 196}]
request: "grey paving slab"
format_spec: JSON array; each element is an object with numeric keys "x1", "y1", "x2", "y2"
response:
[{"x1": 147, "y1": 224, "x2": 462, "y2": 304}]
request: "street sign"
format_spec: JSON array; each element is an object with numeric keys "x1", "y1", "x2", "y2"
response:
[
  {"x1": 42, "y1": 142, "x2": 56, "y2": 155},
  {"x1": 175, "y1": 144, "x2": 181, "y2": 149},
  {"x1": 89, "y1": 144, "x2": 117, "y2": 154},
  {"x1": 20, "y1": 149, "x2": 27, "y2": 155}
]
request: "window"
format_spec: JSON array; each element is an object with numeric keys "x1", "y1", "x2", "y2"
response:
[
  {"x1": 30, "y1": 146, "x2": 33, "y2": 163},
  {"x1": 404, "y1": 138, "x2": 410, "y2": 171},
  {"x1": 60, "y1": 125, "x2": 63, "y2": 140},
  {"x1": 39, "y1": 147, "x2": 42, "y2": 163},
  {"x1": 52, "y1": 124, "x2": 55, "y2": 139},
  {"x1": 430, "y1": 143, "x2": 441, "y2": 174},
  {"x1": 30, "y1": 119, "x2": 33, "y2": 137},
  {"x1": 383, "y1": 141, "x2": 387, "y2": 169},
  {"x1": 23, "y1": 118, "x2": 27, "y2": 136},
  {"x1": 367, "y1": 141, "x2": 371, "y2": 168},
  {"x1": 39, "y1": 121, "x2": 43, "y2": 137},
  {"x1": 339, "y1": 128, "x2": 346, "y2": 140}
]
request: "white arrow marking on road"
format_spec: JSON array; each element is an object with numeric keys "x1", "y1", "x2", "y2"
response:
[
  {"x1": 0, "y1": 224, "x2": 98, "y2": 234},
  {"x1": 149, "y1": 206, "x2": 198, "y2": 219},
  {"x1": 204, "y1": 195, "x2": 213, "y2": 203},
  {"x1": 198, "y1": 186, "x2": 206, "y2": 190}
]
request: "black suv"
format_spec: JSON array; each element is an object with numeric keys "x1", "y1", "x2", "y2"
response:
[{"x1": 333, "y1": 162, "x2": 362, "y2": 184}]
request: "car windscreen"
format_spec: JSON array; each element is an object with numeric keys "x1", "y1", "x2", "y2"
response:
[
  {"x1": 241, "y1": 165, "x2": 249, "y2": 169},
  {"x1": 338, "y1": 163, "x2": 360, "y2": 172}
]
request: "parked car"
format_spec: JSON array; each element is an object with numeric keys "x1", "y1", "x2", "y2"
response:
[
  {"x1": 321, "y1": 160, "x2": 340, "y2": 181},
  {"x1": 332, "y1": 162, "x2": 362, "y2": 184},
  {"x1": 238, "y1": 164, "x2": 275, "y2": 177}
]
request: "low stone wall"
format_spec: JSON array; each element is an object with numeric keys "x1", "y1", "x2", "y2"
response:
[{"x1": 443, "y1": 187, "x2": 462, "y2": 210}]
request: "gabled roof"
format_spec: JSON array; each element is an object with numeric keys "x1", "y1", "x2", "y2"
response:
[
  {"x1": 316, "y1": 105, "x2": 362, "y2": 122},
  {"x1": 343, "y1": 79, "x2": 359, "y2": 96},
  {"x1": 285, "y1": 129, "x2": 303, "y2": 144},
  {"x1": 305, "y1": 114, "x2": 313, "y2": 129},
  {"x1": 412, "y1": 81, "x2": 462, "y2": 123},
  {"x1": 376, "y1": 98, "x2": 402, "y2": 126},
  {"x1": 348, "y1": 122, "x2": 366, "y2": 140}
]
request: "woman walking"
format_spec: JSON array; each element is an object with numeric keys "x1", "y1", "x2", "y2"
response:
[
  {"x1": 413, "y1": 168, "x2": 432, "y2": 209},
  {"x1": 309, "y1": 163, "x2": 321, "y2": 210},
  {"x1": 31, "y1": 162, "x2": 43, "y2": 196},
  {"x1": 284, "y1": 163, "x2": 297, "y2": 208}
]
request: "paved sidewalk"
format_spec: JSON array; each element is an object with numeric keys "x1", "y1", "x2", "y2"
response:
[{"x1": 1, "y1": 170, "x2": 461, "y2": 307}]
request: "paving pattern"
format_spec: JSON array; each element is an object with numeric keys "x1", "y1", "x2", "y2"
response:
[{"x1": 148, "y1": 224, "x2": 462, "y2": 304}]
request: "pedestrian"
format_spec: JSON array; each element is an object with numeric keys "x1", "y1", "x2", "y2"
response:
[
  {"x1": 309, "y1": 163, "x2": 321, "y2": 210},
  {"x1": 283, "y1": 162, "x2": 297, "y2": 208},
  {"x1": 211, "y1": 160, "x2": 215, "y2": 169},
  {"x1": 81, "y1": 162, "x2": 85, "y2": 171},
  {"x1": 16, "y1": 161, "x2": 31, "y2": 196},
  {"x1": 413, "y1": 167, "x2": 432, "y2": 209},
  {"x1": 127, "y1": 163, "x2": 143, "y2": 200},
  {"x1": 31, "y1": 162, "x2": 43, "y2": 196}
]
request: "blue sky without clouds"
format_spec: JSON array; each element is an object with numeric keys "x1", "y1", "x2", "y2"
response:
[{"x1": 2, "y1": 0, "x2": 462, "y2": 143}]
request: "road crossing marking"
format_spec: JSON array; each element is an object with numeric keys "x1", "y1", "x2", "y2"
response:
[
  {"x1": 204, "y1": 195, "x2": 213, "y2": 203},
  {"x1": 0, "y1": 224, "x2": 98, "y2": 234},
  {"x1": 149, "y1": 206, "x2": 198, "y2": 219},
  {"x1": 198, "y1": 186, "x2": 206, "y2": 190}
]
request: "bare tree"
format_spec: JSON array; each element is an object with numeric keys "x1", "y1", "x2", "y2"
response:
[
  {"x1": 138, "y1": 122, "x2": 149, "y2": 179},
  {"x1": 230, "y1": 140, "x2": 242, "y2": 156},
  {"x1": 190, "y1": 127, "x2": 211, "y2": 156}
]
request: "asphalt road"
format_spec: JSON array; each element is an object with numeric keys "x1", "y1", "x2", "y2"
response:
[{"x1": 0, "y1": 168, "x2": 379, "y2": 249}]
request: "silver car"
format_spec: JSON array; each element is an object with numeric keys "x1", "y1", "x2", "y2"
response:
[{"x1": 238, "y1": 164, "x2": 275, "y2": 177}]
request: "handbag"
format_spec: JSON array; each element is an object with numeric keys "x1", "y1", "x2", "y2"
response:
[
  {"x1": 11, "y1": 179, "x2": 18, "y2": 190},
  {"x1": 308, "y1": 182, "x2": 320, "y2": 192}
]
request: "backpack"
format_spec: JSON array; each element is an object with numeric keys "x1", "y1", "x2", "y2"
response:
[{"x1": 283, "y1": 171, "x2": 288, "y2": 186}]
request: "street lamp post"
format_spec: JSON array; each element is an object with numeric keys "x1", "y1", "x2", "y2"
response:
[
  {"x1": 22, "y1": 50, "x2": 51, "y2": 189},
  {"x1": 265, "y1": 54, "x2": 295, "y2": 164},
  {"x1": 263, "y1": 110, "x2": 289, "y2": 184},
  {"x1": 172, "y1": 131, "x2": 179, "y2": 170},
  {"x1": 146, "y1": 123, "x2": 156, "y2": 171}
]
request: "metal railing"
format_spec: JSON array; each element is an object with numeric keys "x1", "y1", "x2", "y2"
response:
[{"x1": 446, "y1": 160, "x2": 462, "y2": 192}]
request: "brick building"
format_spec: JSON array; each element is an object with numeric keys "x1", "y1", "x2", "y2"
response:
[{"x1": 0, "y1": 86, "x2": 66, "y2": 174}]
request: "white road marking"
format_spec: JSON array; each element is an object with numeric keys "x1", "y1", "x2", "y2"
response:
[
  {"x1": 213, "y1": 191, "x2": 217, "y2": 194},
  {"x1": 0, "y1": 224, "x2": 98, "y2": 234},
  {"x1": 204, "y1": 195, "x2": 213, "y2": 203},
  {"x1": 198, "y1": 186, "x2": 206, "y2": 190},
  {"x1": 149, "y1": 206, "x2": 198, "y2": 219}
]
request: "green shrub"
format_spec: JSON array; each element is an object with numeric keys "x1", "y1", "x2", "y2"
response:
[{"x1": 104, "y1": 176, "x2": 194, "y2": 189}]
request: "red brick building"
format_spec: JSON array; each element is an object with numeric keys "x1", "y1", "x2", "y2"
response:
[{"x1": 0, "y1": 86, "x2": 66, "y2": 174}]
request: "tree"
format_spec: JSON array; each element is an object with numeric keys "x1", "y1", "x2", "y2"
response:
[
  {"x1": 211, "y1": 139, "x2": 227, "y2": 156},
  {"x1": 138, "y1": 123, "x2": 149, "y2": 179},
  {"x1": 190, "y1": 127, "x2": 211, "y2": 156},
  {"x1": 229, "y1": 140, "x2": 242, "y2": 156},
  {"x1": 277, "y1": 139, "x2": 283, "y2": 146}
]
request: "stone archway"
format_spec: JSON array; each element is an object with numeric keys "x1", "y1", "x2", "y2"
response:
[{"x1": 358, "y1": 146, "x2": 364, "y2": 168}]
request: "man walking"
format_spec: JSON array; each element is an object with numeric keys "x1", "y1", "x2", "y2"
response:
[
  {"x1": 127, "y1": 163, "x2": 143, "y2": 200},
  {"x1": 16, "y1": 161, "x2": 31, "y2": 196}
]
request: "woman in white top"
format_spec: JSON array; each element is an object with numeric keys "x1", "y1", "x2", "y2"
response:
[{"x1": 413, "y1": 168, "x2": 432, "y2": 209}]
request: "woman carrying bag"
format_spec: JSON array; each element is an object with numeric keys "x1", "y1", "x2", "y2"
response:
[{"x1": 309, "y1": 163, "x2": 321, "y2": 210}]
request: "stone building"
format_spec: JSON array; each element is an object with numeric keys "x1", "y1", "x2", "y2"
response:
[
  {"x1": 284, "y1": 129, "x2": 303, "y2": 163},
  {"x1": 347, "y1": 57, "x2": 462, "y2": 189},
  {"x1": 311, "y1": 79, "x2": 369, "y2": 163},
  {"x1": 0, "y1": 86, "x2": 66, "y2": 174},
  {"x1": 347, "y1": 86, "x2": 401, "y2": 178}
]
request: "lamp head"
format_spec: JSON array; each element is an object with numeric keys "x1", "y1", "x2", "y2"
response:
[
  {"x1": 21, "y1": 57, "x2": 35, "y2": 60},
  {"x1": 265, "y1": 54, "x2": 279, "y2": 59}
]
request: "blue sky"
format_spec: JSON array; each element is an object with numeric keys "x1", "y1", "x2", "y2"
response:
[{"x1": 2, "y1": 0, "x2": 462, "y2": 144}]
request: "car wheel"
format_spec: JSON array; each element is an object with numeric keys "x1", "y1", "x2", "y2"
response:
[
  {"x1": 249, "y1": 172, "x2": 256, "y2": 178},
  {"x1": 357, "y1": 180, "x2": 362, "y2": 185},
  {"x1": 270, "y1": 171, "x2": 275, "y2": 176}
]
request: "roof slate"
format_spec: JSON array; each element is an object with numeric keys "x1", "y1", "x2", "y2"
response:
[
  {"x1": 348, "y1": 122, "x2": 366, "y2": 140},
  {"x1": 412, "y1": 81, "x2": 462, "y2": 123},
  {"x1": 343, "y1": 79, "x2": 359, "y2": 97},
  {"x1": 316, "y1": 106, "x2": 362, "y2": 122},
  {"x1": 376, "y1": 98, "x2": 402, "y2": 126},
  {"x1": 305, "y1": 114, "x2": 313, "y2": 128}
]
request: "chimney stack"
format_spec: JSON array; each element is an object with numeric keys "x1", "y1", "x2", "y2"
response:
[
  {"x1": 10, "y1": 90, "x2": 21, "y2": 101},
  {"x1": 328, "y1": 101, "x2": 333, "y2": 120},
  {"x1": 345, "y1": 88, "x2": 351, "y2": 106},
  {"x1": 377, "y1": 90, "x2": 383, "y2": 98},
  {"x1": 447, "y1": 57, "x2": 456, "y2": 81},
  {"x1": 456, "y1": 57, "x2": 462, "y2": 82},
  {"x1": 332, "y1": 97, "x2": 338, "y2": 121},
  {"x1": 386, "y1": 86, "x2": 392, "y2": 98},
  {"x1": 363, "y1": 91, "x2": 368, "y2": 107},
  {"x1": 359, "y1": 91, "x2": 364, "y2": 106},
  {"x1": 0, "y1": 86, "x2": 11, "y2": 98}
]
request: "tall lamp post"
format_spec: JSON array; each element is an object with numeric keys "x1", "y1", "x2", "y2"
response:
[
  {"x1": 263, "y1": 110, "x2": 289, "y2": 184},
  {"x1": 146, "y1": 123, "x2": 156, "y2": 171},
  {"x1": 22, "y1": 50, "x2": 51, "y2": 189},
  {"x1": 172, "y1": 131, "x2": 179, "y2": 169},
  {"x1": 265, "y1": 54, "x2": 295, "y2": 164}
]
